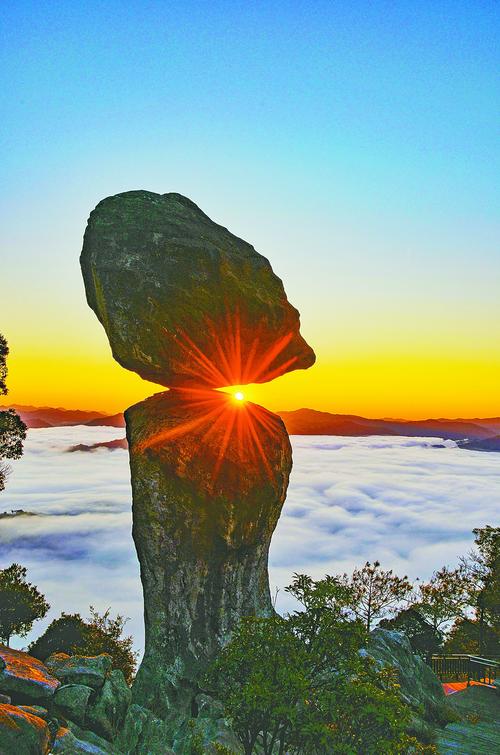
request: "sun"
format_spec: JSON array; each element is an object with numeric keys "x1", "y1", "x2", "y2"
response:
[{"x1": 234, "y1": 391, "x2": 245, "y2": 402}]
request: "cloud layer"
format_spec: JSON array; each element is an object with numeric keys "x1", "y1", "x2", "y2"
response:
[{"x1": 2, "y1": 428, "x2": 499, "y2": 654}]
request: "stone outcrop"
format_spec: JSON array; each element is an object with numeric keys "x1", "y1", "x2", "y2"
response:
[
  {"x1": 367, "y1": 629, "x2": 454, "y2": 741},
  {"x1": 80, "y1": 191, "x2": 315, "y2": 747},
  {"x1": 0, "y1": 703, "x2": 51, "y2": 754},
  {"x1": 45, "y1": 653, "x2": 112, "y2": 691},
  {"x1": 80, "y1": 190, "x2": 315, "y2": 389},
  {"x1": 126, "y1": 388, "x2": 292, "y2": 724},
  {"x1": 0, "y1": 644, "x2": 60, "y2": 704}
]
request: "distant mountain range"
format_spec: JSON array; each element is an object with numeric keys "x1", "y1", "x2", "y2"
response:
[
  {"x1": 2, "y1": 404, "x2": 499, "y2": 443},
  {"x1": 277, "y1": 409, "x2": 500, "y2": 441},
  {"x1": 0, "y1": 405, "x2": 125, "y2": 428}
]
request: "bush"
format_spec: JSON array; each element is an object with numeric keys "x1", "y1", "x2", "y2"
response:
[
  {"x1": 30, "y1": 606, "x2": 137, "y2": 685},
  {"x1": 206, "y1": 575, "x2": 435, "y2": 754}
]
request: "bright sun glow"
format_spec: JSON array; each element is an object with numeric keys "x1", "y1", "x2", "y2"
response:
[{"x1": 234, "y1": 391, "x2": 245, "y2": 402}]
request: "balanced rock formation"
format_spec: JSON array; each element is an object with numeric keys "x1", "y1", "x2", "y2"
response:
[
  {"x1": 80, "y1": 191, "x2": 315, "y2": 744},
  {"x1": 126, "y1": 389, "x2": 292, "y2": 723},
  {"x1": 80, "y1": 190, "x2": 315, "y2": 388}
]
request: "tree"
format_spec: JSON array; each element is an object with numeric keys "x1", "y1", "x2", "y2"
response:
[
  {"x1": 0, "y1": 564, "x2": 50, "y2": 646},
  {"x1": 444, "y1": 617, "x2": 499, "y2": 657},
  {"x1": 0, "y1": 333, "x2": 8, "y2": 395},
  {"x1": 206, "y1": 574, "x2": 434, "y2": 754},
  {"x1": 379, "y1": 607, "x2": 443, "y2": 659},
  {"x1": 414, "y1": 566, "x2": 469, "y2": 633},
  {"x1": 345, "y1": 561, "x2": 413, "y2": 631},
  {"x1": 0, "y1": 333, "x2": 26, "y2": 492},
  {"x1": 459, "y1": 526, "x2": 500, "y2": 655},
  {"x1": 29, "y1": 606, "x2": 138, "y2": 685}
]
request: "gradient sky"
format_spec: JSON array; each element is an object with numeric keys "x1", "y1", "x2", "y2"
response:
[{"x1": 1, "y1": 1, "x2": 499, "y2": 418}]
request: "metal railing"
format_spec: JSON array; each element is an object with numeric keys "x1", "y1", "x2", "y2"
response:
[{"x1": 431, "y1": 654, "x2": 499, "y2": 685}]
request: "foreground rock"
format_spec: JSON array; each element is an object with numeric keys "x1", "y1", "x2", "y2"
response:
[
  {"x1": 0, "y1": 645, "x2": 60, "y2": 703},
  {"x1": 80, "y1": 190, "x2": 315, "y2": 388},
  {"x1": 0, "y1": 703, "x2": 51, "y2": 754},
  {"x1": 127, "y1": 389, "x2": 292, "y2": 726},
  {"x1": 45, "y1": 653, "x2": 112, "y2": 690},
  {"x1": 367, "y1": 629, "x2": 454, "y2": 741}
]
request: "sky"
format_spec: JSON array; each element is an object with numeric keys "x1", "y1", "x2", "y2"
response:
[
  {"x1": 1, "y1": 1, "x2": 499, "y2": 418},
  {"x1": 5, "y1": 427, "x2": 500, "y2": 654}
]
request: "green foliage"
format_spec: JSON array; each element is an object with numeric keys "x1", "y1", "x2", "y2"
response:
[
  {"x1": 444, "y1": 617, "x2": 499, "y2": 657},
  {"x1": 0, "y1": 409, "x2": 26, "y2": 460},
  {"x1": 29, "y1": 606, "x2": 138, "y2": 685},
  {"x1": 0, "y1": 333, "x2": 8, "y2": 395},
  {"x1": 414, "y1": 566, "x2": 469, "y2": 632},
  {"x1": 344, "y1": 561, "x2": 413, "y2": 632},
  {"x1": 0, "y1": 563, "x2": 50, "y2": 645},
  {"x1": 379, "y1": 607, "x2": 443, "y2": 658},
  {"x1": 207, "y1": 575, "x2": 429, "y2": 754},
  {"x1": 0, "y1": 334, "x2": 26, "y2": 492},
  {"x1": 29, "y1": 612, "x2": 87, "y2": 659}
]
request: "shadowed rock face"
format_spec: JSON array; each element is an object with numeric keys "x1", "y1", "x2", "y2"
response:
[
  {"x1": 126, "y1": 390, "x2": 292, "y2": 723},
  {"x1": 80, "y1": 190, "x2": 315, "y2": 388},
  {"x1": 80, "y1": 191, "x2": 315, "y2": 742}
]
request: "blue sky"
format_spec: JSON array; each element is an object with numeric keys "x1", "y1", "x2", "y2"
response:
[{"x1": 1, "y1": 1, "x2": 499, "y2": 416}]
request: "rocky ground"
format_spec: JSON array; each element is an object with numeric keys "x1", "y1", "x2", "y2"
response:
[
  {"x1": 3, "y1": 630, "x2": 496, "y2": 753},
  {"x1": 436, "y1": 684, "x2": 500, "y2": 754}
]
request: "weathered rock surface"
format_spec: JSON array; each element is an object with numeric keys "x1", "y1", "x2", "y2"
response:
[
  {"x1": 0, "y1": 645, "x2": 60, "y2": 703},
  {"x1": 45, "y1": 652, "x2": 112, "y2": 690},
  {"x1": 173, "y1": 694, "x2": 243, "y2": 754},
  {"x1": 126, "y1": 389, "x2": 292, "y2": 724},
  {"x1": 367, "y1": 629, "x2": 453, "y2": 740},
  {"x1": 52, "y1": 725, "x2": 111, "y2": 754},
  {"x1": 0, "y1": 703, "x2": 51, "y2": 754},
  {"x1": 86, "y1": 669, "x2": 131, "y2": 741},
  {"x1": 116, "y1": 704, "x2": 174, "y2": 754},
  {"x1": 53, "y1": 683, "x2": 94, "y2": 727},
  {"x1": 80, "y1": 190, "x2": 315, "y2": 388}
]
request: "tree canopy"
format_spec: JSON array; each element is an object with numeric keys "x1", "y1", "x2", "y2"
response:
[
  {"x1": 0, "y1": 563, "x2": 50, "y2": 646},
  {"x1": 207, "y1": 574, "x2": 434, "y2": 754},
  {"x1": 0, "y1": 333, "x2": 26, "y2": 492},
  {"x1": 29, "y1": 606, "x2": 138, "y2": 685},
  {"x1": 344, "y1": 560, "x2": 413, "y2": 632}
]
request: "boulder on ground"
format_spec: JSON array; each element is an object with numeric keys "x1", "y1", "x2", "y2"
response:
[
  {"x1": 52, "y1": 725, "x2": 113, "y2": 754},
  {"x1": 67, "y1": 720, "x2": 116, "y2": 753},
  {"x1": 53, "y1": 683, "x2": 94, "y2": 727},
  {"x1": 0, "y1": 645, "x2": 60, "y2": 703},
  {"x1": 45, "y1": 653, "x2": 112, "y2": 690},
  {"x1": 116, "y1": 703, "x2": 174, "y2": 754},
  {"x1": 17, "y1": 705, "x2": 49, "y2": 720},
  {"x1": 0, "y1": 703, "x2": 51, "y2": 754},
  {"x1": 80, "y1": 190, "x2": 315, "y2": 389},
  {"x1": 367, "y1": 628, "x2": 454, "y2": 740},
  {"x1": 86, "y1": 669, "x2": 131, "y2": 741}
]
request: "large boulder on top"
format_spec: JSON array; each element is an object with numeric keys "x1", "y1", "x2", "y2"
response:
[
  {"x1": 45, "y1": 653, "x2": 112, "y2": 690},
  {"x1": 127, "y1": 389, "x2": 292, "y2": 725},
  {"x1": 0, "y1": 645, "x2": 60, "y2": 704},
  {"x1": 0, "y1": 703, "x2": 51, "y2": 754},
  {"x1": 80, "y1": 190, "x2": 315, "y2": 388}
]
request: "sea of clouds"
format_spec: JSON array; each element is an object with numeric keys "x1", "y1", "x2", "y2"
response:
[{"x1": 1, "y1": 427, "x2": 499, "y2": 654}]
